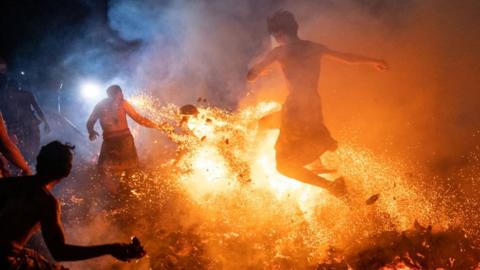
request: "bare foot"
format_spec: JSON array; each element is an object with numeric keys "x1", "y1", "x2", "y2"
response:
[
  {"x1": 365, "y1": 193, "x2": 380, "y2": 205},
  {"x1": 328, "y1": 177, "x2": 348, "y2": 199}
]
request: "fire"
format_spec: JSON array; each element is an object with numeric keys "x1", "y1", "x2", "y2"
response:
[
  {"x1": 129, "y1": 92, "x2": 439, "y2": 218},
  {"x1": 120, "y1": 93, "x2": 459, "y2": 268}
]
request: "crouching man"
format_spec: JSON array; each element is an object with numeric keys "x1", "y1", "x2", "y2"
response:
[{"x1": 0, "y1": 141, "x2": 145, "y2": 269}]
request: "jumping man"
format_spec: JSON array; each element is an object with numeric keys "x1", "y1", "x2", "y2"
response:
[{"x1": 247, "y1": 10, "x2": 388, "y2": 197}]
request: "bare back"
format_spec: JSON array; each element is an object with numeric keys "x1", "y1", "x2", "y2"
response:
[
  {"x1": 276, "y1": 40, "x2": 325, "y2": 105},
  {"x1": 0, "y1": 177, "x2": 56, "y2": 247}
]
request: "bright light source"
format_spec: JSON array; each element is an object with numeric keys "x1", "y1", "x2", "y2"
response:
[{"x1": 80, "y1": 81, "x2": 102, "y2": 100}]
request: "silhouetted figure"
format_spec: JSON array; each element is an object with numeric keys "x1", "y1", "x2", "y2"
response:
[
  {"x1": 247, "y1": 10, "x2": 388, "y2": 197},
  {"x1": 87, "y1": 85, "x2": 162, "y2": 192},
  {"x1": 0, "y1": 76, "x2": 50, "y2": 163},
  {"x1": 0, "y1": 141, "x2": 146, "y2": 269}
]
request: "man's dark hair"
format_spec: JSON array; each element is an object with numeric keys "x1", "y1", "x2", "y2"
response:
[
  {"x1": 36, "y1": 141, "x2": 74, "y2": 180},
  {"x1": 267, "y1": 10, "x2": 299, "y2": 36},
  {"x1": 107, "y1": 84, "x2": 123, "y2": 97}
]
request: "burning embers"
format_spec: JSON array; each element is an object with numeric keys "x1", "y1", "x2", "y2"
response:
[
  {"x1": 77, "y1": 94, "x2": 477, "y2": 269},
  {"x1": 319, "y1": 222, "x2": 480, "y2": 270}
]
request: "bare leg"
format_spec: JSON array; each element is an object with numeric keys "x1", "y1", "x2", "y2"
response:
[
  {"x1": 259, "y1": 111, "x2": 281, "y2": 130},
  {"x1": 276, "y1": 157, "x2": 332, "y2": 189},
  {"x1": 276, "y1": 156, "x2": 347, "y2": 197},
  {"x1": 102, "y1": 171, "x2": 119, "y2": 194}
]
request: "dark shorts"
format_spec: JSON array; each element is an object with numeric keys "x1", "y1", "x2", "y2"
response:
[
  {"x1": 98, "y1": 130, "x2": 138, "y2": 173},
  {"x1": 264, "y1": 102, "x2": 337, "y2": 165},
  {"x1": 0, "y1": 247, "x2": 68, "y2": 270}
]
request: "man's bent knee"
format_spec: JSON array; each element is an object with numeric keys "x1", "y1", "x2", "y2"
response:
[{"x1": 259, "y1": 112, "x2": 281, "y2": 130}]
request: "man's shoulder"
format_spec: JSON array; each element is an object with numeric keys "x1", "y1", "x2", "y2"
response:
[
  {"x1": 301, "y1": 40, "x2": 326, "y2": 50},
  {"x1": 122, "y1": 99, "x2": 132, "y2": 108},
  {"x1": 96, "y1": 98, "x2": 111, "y2": 109},
  {"x1": 0, "y1": 177, "x2": 57, "y2": 205},
  {"x1": 0, "y1": 175, "x2": 31, "y2": 188},
  {"x1": 34, "y1": 186, "x2": 58, "y2": 209}
]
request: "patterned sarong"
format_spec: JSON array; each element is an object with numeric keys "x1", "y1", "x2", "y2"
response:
[
  {"x1": 275, "y1": 97, "x2": 337, "y2": 165},
  {"x1": 98, "y1": 129, "x2": 138, "y2": 173}
]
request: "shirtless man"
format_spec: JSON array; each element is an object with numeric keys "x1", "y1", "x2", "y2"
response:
[
  {"x1": 247, "y1": 10, "x2": 388, "y2": 197},
  {"x1": 87, "y1": 85, "x2": 162, "y2": 179},
  {"x1": 0, "y1": 141, "x2": 145, "y2": 269},
  {"x1": 0, "y1": 77, "x2": 51, "y2": 163}
]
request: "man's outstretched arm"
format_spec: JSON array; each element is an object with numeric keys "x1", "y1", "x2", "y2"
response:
[
  {"x1": 0, "y1": 113, "x2": 31, "y2": 175},
  {"x1": 247, "y1": 47, "x2": 280, "y2": 82},
  {"x1": 124, "y1": 101, "x2": 159, "y2": 129},
  {"x1": 41, "y1": 197, "x2": 144, "y2": 262},
  {"x1": 323, "y1": 47, "x2": 388, "y2": 71}
]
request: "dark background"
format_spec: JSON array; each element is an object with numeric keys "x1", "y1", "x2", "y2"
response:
[{"x1": 0, "y1": 0, "x2": 138, "y2": 90}]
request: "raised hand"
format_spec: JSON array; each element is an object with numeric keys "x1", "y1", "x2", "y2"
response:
[
  {"x1": 373, "y1": 60, "x2": 389, "y2": 71},
  {"x1": 89, "y1": 131, "x2": 99, "y2": 141}
]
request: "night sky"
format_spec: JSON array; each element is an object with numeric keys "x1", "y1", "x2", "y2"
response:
[
  {"x1": 1, "y1": 0, "x2": 93, "y2": 63},
  {"x1": 0, "y1": 0, "x2": 140, "y2": 84}
]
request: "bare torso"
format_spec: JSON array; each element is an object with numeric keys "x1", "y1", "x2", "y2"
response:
[
  {"x1": 95, "y1": 99, "x2": 129, "y2": 135},
  {"x1": 88, "y1": 97, "x2": 157, "y2": 140}
]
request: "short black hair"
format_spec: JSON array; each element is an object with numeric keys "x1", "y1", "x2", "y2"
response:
[
  {"x1": 36, "y1": 141, "x2": 74, "y2": 180},
  {"x1": 267, "y1": 10, "x2": 298, "y2": 36},
  {"x1": 107, "y1": 84, "x2": 123, "y2": 97}
]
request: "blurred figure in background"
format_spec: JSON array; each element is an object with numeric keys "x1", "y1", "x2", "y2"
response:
[
  {"x1": 0, "y1": 61, "x2": 50, "y2": 163},
  {"x1": 87, "y1": 85, "x2": 163, "y2": 193},
  {"x1": 0, "y1": 57, "x2": 31, "y2": 177},
  {"x1": 247, "y1": 10, "x2": 388, "y2": 198}
]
